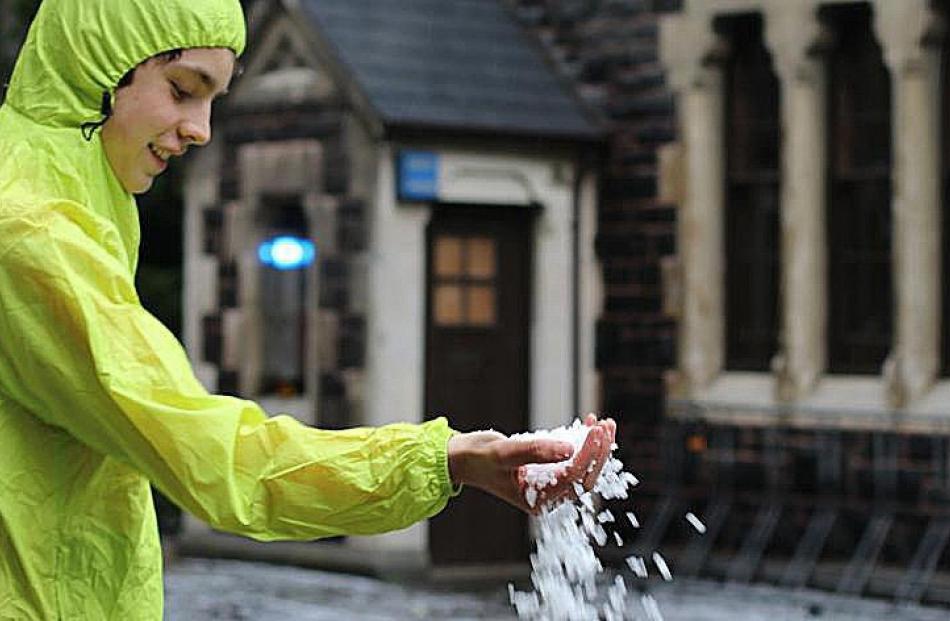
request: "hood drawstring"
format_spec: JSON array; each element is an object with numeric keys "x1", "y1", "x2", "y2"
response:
[{"x1": 80, "y1": 91, "x2": 113, "y2": 141}]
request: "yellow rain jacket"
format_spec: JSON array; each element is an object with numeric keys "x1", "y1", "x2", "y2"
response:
[{"x1": 0, "y1": 1, "x2": 457, "y2": 618}]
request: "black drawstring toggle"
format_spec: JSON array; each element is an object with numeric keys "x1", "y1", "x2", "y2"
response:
[{"x1": 80, "y1": 91, "x2": 113, "y2": 141}]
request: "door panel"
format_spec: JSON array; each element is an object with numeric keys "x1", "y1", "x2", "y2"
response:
[{"x1": 426, "y1": 205, "x2": 533, "y2": 565}]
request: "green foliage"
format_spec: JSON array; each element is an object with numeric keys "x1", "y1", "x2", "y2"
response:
[
  {"x1": 1, "y1": 0, "x2": 41, "y2": 97},
  {"x1": 136, "y1": 161, "x2": 185, "y2": 339},
  {"x1": 136, "y1": 265, "x2": 183, "y2": 336}
]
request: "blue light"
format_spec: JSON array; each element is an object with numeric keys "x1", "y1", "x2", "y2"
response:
[{"x1": 258, "y1": 236, "x2": 316, "y2": 270}]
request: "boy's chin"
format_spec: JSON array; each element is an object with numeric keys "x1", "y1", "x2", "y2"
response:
[{"x1": 129, "y1": 175, "x2": 156, "y2": 195}]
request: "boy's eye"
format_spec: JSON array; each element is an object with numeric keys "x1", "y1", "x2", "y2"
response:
[{"x1": 170, "y1": 81, "x2": 190, "y2": 100}]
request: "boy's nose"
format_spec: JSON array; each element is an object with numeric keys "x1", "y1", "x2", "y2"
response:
[{"x1": 180, "y1": 113, "x2": 211, "y2": 147}]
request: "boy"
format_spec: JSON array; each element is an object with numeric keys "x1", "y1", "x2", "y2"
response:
[{"x1": 0, "y1": 0, "x2": 614, "y2": 618}]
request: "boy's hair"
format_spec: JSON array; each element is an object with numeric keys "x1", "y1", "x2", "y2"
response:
[
  {"x1": 114, "y1": 48, "x2": 243, "y2": 90},
  {"x1": 116, "y1": 49, "x2": 183, "y2": 89}
]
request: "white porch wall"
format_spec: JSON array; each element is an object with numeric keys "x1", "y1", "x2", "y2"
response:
[
  {"x1": 182, "y1": 142, "x2": 222, "y2": 390},
  {"x1": 352, "y1": 143, "x2": 430, "y2": 555},
  {"x1": 579, "y1": 170, "x2": 603, "y2": 415},
  {"x1": 527, "y1": 157, "x2": 576, "y2": 432},
  {"x1": 363, "y1": 143, "x2": 430, "y2": 431}
]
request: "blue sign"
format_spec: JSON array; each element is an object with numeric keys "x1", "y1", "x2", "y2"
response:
[
  {"x1": 398, "y1": 150, "x2": 439, "y2": 201},
  {"x1": 258, "y1": 236, "x2": 316, "y2": 270}
]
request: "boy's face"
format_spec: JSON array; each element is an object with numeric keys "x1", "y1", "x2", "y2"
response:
[{"x1": 102, "y1": 47, "x2": 235, "y2": 194}]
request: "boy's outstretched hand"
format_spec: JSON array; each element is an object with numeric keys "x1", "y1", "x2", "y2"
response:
[{"x1": 447, "y1": 415, "x2": 617, "y2": 514}]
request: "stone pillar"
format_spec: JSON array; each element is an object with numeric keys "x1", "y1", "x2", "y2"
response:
[
  {"x1": 660, "y1": 13, "x2": 725, "y2": 395},
  {"x1": 763, "y1": 4, "x2": 828, "y2": 401},
  {"x1": 872, "y1": 0, "x2": 942, "y2": 405}
]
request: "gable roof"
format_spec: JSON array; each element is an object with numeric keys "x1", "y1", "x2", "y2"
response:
[{"x1": 296, "y1": 0, "x2": 602, "y2": 142}]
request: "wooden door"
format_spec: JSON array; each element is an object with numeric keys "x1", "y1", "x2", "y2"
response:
[{"x1": 426, "y1": 205, "x2": 533, "y2": 565}]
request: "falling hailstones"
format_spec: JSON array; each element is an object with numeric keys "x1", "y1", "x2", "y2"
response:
[{"x1": 506, "y1": 418, "x2": 643, "y2": 620}]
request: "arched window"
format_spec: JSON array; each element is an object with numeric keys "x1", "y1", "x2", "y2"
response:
[
  {"x1": 822, "y1": 3, "x2": 892, "y2": 375},
  {"x1": 717, "y1": 13, "x2": 781, "y2": 371}
]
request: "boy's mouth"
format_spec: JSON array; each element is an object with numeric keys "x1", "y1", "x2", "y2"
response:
[
  {"x1": 148, "y1": 143, "x2": 172, "y2": 162},
  {"x1": 147, "y1": 144, "x2": 170, "y2": 173}
]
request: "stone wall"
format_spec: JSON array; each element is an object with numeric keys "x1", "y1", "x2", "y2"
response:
[{"x1": 508, "y1": 0, "x2": 681, "y2": 477}]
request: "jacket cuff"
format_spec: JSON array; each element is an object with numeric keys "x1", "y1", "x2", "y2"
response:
[{"x1": 425, "y1": 417, "x2": 463, "y2": 498}]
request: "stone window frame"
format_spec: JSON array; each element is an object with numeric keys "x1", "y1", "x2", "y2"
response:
[{"x1": 660, "y1": 0, "x2": 949, "y2": 433}]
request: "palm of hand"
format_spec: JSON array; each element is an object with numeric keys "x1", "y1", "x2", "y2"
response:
[
  {"x1": 518, "y1": 416, "x2": 616, "y2": 512},
  {"x1": 449, "y1": 416, "x2": 616, "y2": 514}
]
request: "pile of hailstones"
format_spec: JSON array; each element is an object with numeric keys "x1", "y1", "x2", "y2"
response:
[{"x1": 507, "y1": 419, "x2": 690, "y2": 621}]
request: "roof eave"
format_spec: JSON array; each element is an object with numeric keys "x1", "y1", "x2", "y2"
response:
[{"x1": 381, "y1": 117, "x2": 606, "y2": 148}]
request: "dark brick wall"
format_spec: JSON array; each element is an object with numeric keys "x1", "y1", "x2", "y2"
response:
[{"x1": 508, "y1": 0, "x2": 680, "y2": 473}]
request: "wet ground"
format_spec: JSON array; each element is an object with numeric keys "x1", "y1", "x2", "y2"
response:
[{"x1": 164, "y1": 557, "x2": 950, "y2": 620}]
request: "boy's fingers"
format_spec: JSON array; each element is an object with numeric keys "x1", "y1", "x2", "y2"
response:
[
  {"x1": 584, "y1": 432, "x2": 612, "y2": 488},
  {"x1": 498, "y1": 438, "x2": 573, "y2": 467},
  {"x1": 565, "y1": 426, "x2": 605, "y2": 482},
  {"x1": 517, "y1": 419, "x2": 618, "y2": 511},
  {"x1": 577, "y1": 424, "x2": 614, "y2": 489}
]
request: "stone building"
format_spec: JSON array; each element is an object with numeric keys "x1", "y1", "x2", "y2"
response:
[
  {"x1": 660, "y1": 0, "x2": 945, "y2": 432},
  {"x1": 659, "y1": 0, "x2": 950, "y2": 602},
  {"x1": 179, "y1": 0, "x2": 602, "y2": 573},
  {"x1": 510, "y1": 0, "x2": 950, "y2": 603}
]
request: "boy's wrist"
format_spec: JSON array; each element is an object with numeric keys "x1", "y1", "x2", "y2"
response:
[{"x1": 447, "y1": 434, "x2": 470, "y2": 487}]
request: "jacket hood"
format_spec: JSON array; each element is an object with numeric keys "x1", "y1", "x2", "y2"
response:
[
  {"x1": 7, "y1": 0, "x2": 246, "y2": 129},
  {"x1": 0, "y1": 0, "x2": 245, "y2": 275}
]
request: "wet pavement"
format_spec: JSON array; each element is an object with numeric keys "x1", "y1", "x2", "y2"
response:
[
  {"x1": 164, "y1": 557, "x2": 950, "y2": 620},
  {"x1": 164, "y1": 558, "x2": 513, "y2": 620}
]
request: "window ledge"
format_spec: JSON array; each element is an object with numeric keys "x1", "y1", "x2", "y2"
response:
[
  {"x1": 668, "y1": 373, "x2": 939, "y2": 433},
  {"x1": 799, "y1": 376, "x2": 887, "y2": 412},
  {"x1": 905, "y1": 381, "x2": 950, "y2": 421},
  {"x1": 696, "y1": 372, "x2": 774, "y2": 406}
]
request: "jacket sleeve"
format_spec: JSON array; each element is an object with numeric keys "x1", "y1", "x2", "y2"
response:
[{"x1": 0, "y1": 205, "x2": 457, "y2": 541}]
